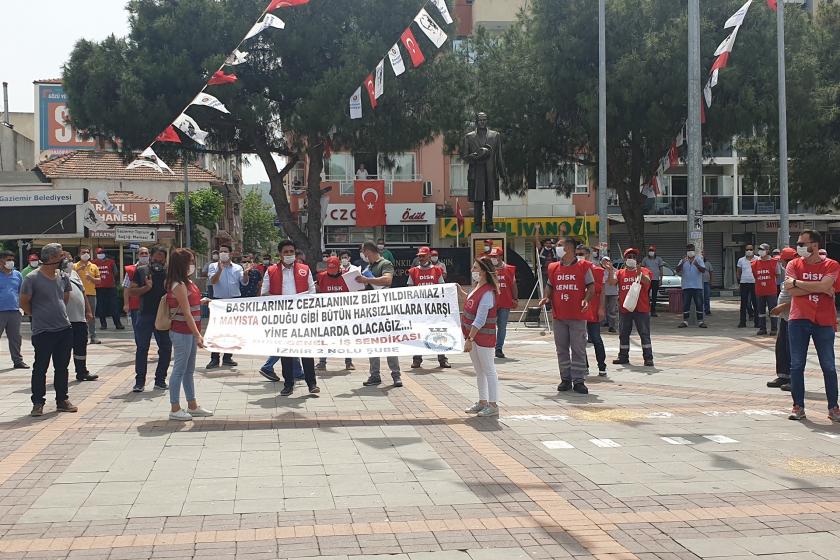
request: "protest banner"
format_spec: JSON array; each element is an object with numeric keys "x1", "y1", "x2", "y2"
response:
[{"x1": 203, "y1": 284, "x2": 464, "y2": 358}]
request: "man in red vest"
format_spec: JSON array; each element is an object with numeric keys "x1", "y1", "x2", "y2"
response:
[
  {"x1": 94, "y1": 248, "x2": 123, "y2": 330},
  {"x1": 315, "y1": 257, "x2": 355, "y2": 372},
  {"x1": 608, "y1": 248, "x2": 654, "y2": 367},
  {"x1": 407, "y1": 247, "x2": 450, "y2": 369},
  {"x1": 122, "y1": 247, "x2": 146, "y2": 342},
  {"x1": 490, "y1": 246, "x2": 517, "y2": 359},
  {"x1": 751, "y1": 243, "x2": 784, "y2": 336},
  {"x1": 258, "y1": 239, "x2": 320, "y2": 396},
  {"x1": 539, "y1": 238, "x2": 595, "y2": 394}
]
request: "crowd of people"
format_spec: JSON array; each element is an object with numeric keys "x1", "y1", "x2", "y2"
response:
[{"x1": 2, "y1": 229, "x2": 838, "y2": 423}]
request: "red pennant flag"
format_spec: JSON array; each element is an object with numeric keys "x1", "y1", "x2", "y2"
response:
[
  {"x1": 700, "y1": 99, "x2": 706, "y2": 124},
  {"x1": 208, "y1": 70, "x2": 237, "y2": 86},
  {"x1": 364, "y1": 74, "x2": 378, "y2": 109},
  {"x1": 710, "y1": 52, "x2": 730, "y2": 73},
  {"x1": 354, "y1": 180, "x2": 386, "y2": 227},
  {"x1": 668, "y1": 142, "x2": 679, "y2": 168},
  {"x1": 155, "y1": 125, "x2": 182, "y2": 144},
  {"x1": 651, "y1": 175, "x2": 661, "y2": 196},
  {"x1": 267, "y1": 0, "x2": 309, "y2": 9},
  {"x1": 455, "y1": 198, "x2": 464, "y2": 232},
  {"x1": 400, "y1": 28, "x2": 426, "y2": 68},
  {"x1": 767, "y1": 0, "x2": 777, "y2": 11}
]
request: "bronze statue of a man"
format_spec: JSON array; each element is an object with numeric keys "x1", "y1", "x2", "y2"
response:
[{"x1": 461, "y1": 112, "x2": 508, "y2": 233}]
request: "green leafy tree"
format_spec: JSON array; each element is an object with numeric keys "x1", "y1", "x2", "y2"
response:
[
  {"x1": 63, "y1": 0, "x2": 469, "y2": 266},
  {"x1": 173, "y1": 188, "x2": 225, "y2": 254},
  {"x1": 242, "y1": 188, "x2": 279, "y2": 255}
]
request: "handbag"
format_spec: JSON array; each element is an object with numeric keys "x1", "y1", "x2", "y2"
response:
[
  {"x1": 622, "y1": 275, "x2": 642, "y2": 312},
  {"x1": 154, "y1": 291, "x2": 179, "y2": 331}
]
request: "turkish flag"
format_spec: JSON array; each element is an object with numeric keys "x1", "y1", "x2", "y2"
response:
[
  {"x1": 267, "y1": 0, "x2": 309, "y2": 9},
  {"x1": 155, "y1": 125, "x2": 181, "y2": 144},
  {"x1": 668, "y1": 142, "x2": 679, "y2": 168},
  {"x1": 767, "y1": 0, "x2": 777, "y2": 11},
  {"x1": 710, "y1": 52, "x2": 729, "y2": 73},
  {"x1": 455, "y1": 198, "x2": 464, "y2": 231},
  {"x1": 364, "y1": 73, "x2": 377, "y2": 109},
  {"x1": 354, "y1": 180, "x2": 386, "y2": 227},
  {"x1": 208, "y1": 70, "x2": 237, "y2": 85},
  {"x1": 400, "y1": 28, "x2": 425, "y2": 68}
]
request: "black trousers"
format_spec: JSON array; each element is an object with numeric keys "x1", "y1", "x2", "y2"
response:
[
  {"x1": 281, "y1": 357, "x2": 316, "y2": 389},
  {"x1": 586, "y1": 322, "x2": 606, "y2": 371},
  {"x1": 775, "y1": 318, "x2": 790, "y2": 380},
  {"x1": 739, "y1": 283, "x2": 757, "y2": 326},
  {"x1": 71, "y1": 322, "x2": 89, "y2": 377},
  {"x1": 473, "y1": 199, "x2": 495, "y2": 232},
  {"x1": 649, "y1": 280, "x2": 660, "y2": 314},
  {"x1": 31, "y1": 327, "x2": 73, "y2": 405},
  {"x1": 95, "y1": 287, "x2": 122, "y2": 326}
]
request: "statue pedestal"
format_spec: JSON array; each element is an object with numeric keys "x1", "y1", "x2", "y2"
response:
[{"x1": 470, "y1": 232, "x2": 507, "y2": 263}]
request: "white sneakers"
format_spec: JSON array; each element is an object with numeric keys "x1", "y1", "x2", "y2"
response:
[
  {"x1": 465, "y1": 402, "x2": 484, "y2": 413},
  {"x1": 465, "y1": 402, "x2": 499, "y2": 417},
  {"x1": 188, "y1": 407, "x2": 214, "y2": 417},
  {"x1": 169, "y1": 407, "x2": 214, "y2": 421}
]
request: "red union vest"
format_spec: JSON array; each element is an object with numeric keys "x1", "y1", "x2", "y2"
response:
[
  {"x1": 408, "y1": 265, "x2": 443, "y2": 286},
  {"x1": 462, "y1": 283, "x2": 497, "y2": 348},
  {"x1": 548, "y1": 259, "x2": 590, "y2": 321},
  {"x1": 617, "y1": 266, "x2": 651, "y2": 314},
  {"x1": 96, "y1": 258, "x2": 116, "y2": 288},
  {"x1": 584, "y1": 264, "x2": 605, "y2": 323},
  {"x1": 124, "y1": 265, "x2": 141, "y2": 311},
  {"x1": 788, "y1": 257, "x2": 840, "y2": 327},
  {"x1": 751, "y1": 259, "x2": 779, "y2": 297},
  {"x1": 316, "y1": 271, "x2": 349, "y2": 293},
  {"x1": 267, "y1": 263, "x2": 311, "y2": 295},
  {"x1": 495, "y1": 264, "x2": 516, "y2": 309}
]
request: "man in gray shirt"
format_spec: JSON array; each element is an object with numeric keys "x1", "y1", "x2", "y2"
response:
[
  {"x1": 641, "y1": 245, "x2": 664, "y2": 317},
  {"x1": 19, "y1": 243, "x2": 78, "y2": 417}
]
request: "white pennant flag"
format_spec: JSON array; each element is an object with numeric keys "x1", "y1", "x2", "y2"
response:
[
  {"x1": 709, "y1": 68, "x2": 720, "y2": 88},
  {"x1": 374, "y1": 59, "x2": 385, "y2": 99},
  {"x1": 714, "y1": 27, "x2": 739, "y2": 56},
  {"x1": 350, "y1": 86, "x2": 363, "y2": 120},
  {"x1": 127, "y1": 147, "x2": 174, "y2": 175},
  {"x1": 244, "y1": 13, "x2": 285, "y2": 40},
  {"x1": 191, "y1": 92, "x2": 230, "y2": 114},
  {"x1": 96, "y1": 190, "x2": 124, "y2": 218},
  {"x1": 430, "y1": 0, "x2": 453, "y2": 25},
  {"x1": 388, "y1": 43, "x2": 406, "y2": 76},
  {"x1": 173, "y1": 113, "x2": 209, "y2": 145},
  {"x1": 140, "y1": 146, "x2": 173, "y2": 174},
  {"x1": 703, "y1": 80, "x2": 713, "y2": 108},
  {"x1": 724, "y1": 0, "x2": 752, "y2": 29},
  {"x1": 414, "y1": 8, "x2": 448, "y2": 49},
  {"x1": 225, "y1": 49, "x2": 249, "y2": 66}
]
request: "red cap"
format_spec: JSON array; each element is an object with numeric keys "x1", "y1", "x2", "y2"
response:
[
  {"x1": 430, "y1": 250, "x2": 439, "y2": 256},
  {"x1": 623, "y1": 248, "x2": 639, "y2": 259},
  {"x1": 326, "y1": 256, "x2": 340, "y2": 271},
  {"x1": 490, "y1": 247, "x2": 503, "y2": 257},
  {"x1": 96, "y1": 248, "x2": 105, "y2": 253},
  {"x1": 648, "y1": 245, "x2": 656, "y2": 251},
  {"x1": 780, "y1": 247, "x2": 797, "y2": 261},
  {"x1": 417, "y1": 246, "x2": 431, "y2": 256}
]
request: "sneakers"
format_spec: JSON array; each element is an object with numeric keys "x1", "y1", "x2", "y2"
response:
[
  {"x1": 154, "y1": 381, "x2": 168, "y2": 390},
  {"x1": 439, "y1": 358, "x2": 452, "y2": 368},
  {"x1": 205, "y1": 360, "x2": 220, "y2": 370},
  {"x1": 187, "y1": 406, "x2": 214, "y2": 417},
  {"x1": 788, "y1": 405, "x2": 806, "y2": 421},
  {"x1": 644, "y1": 359, "x2": 655, "y2": 367},
  {"x1": 780, "y1": 383, "x2": 791, "y2": 392},
  {"x1": 767, "y1": 377, "x2": 787, "y2": 388},
  {"x1": 259, "y1": 368, "x2": 280, "y2": 382},
  {"x1": 678, "y1": 322, "x2": 688, "y2": 328},
  {"x1": 280, "y1": 385, "x2": 294, "y2": 396},
  {"x1": 411, "y1": 359, "x2": 422, "y2": 369},
  {"x1": 477, "y1": 405, "x2": 499, "y2": 417},
  {"x1": 608, "y1": 327, "x2": 616, "y2": 333},
  {"x1": 308, "y1": 385, "x2": 321, "y2": 394},
  {"x1": 13, "y1": 362, "x2": 28, "y2": 369},
  {"x1": 465, "y1": 402, "x2": 484, "y2": 414},
  {"x1": 698, "y1": 322, "x2": 708, "y2": 328},
  {"x1": 56, "y1": 400, "x2": 78, "y2": 413},
  {"x1": 737, "y1": 323, "x2": 746, "y2": 328},
  {"x1": 828, "y1": 407, "x2": 840, "y2": 423},
  {"x1": 345, "y1": 362, "x2": 356, "y2": 371},
  {"x1": 314, "y1": 362, "x2": 326, "y2": 371},
  {"x1": 495, "y1": 349, "x2": 505, "y2": 359},
  {"x1": 115, "y1": 324, "x2": 125, "y2": 330},
  {"x1": 30, "y1": 404, "x2": 44, "y2": 417},
  {"x1": 169, "y1": 409, "x2": 192, "y2": 421},
  {"x1": 132, "y1": 384, "x2": 144, "y2": 393},
  {"x1": 598, "y1": 368, "x2": 607, "y2": 377},
  {"x1": 573, "y1": 382, "x2": 589, "y2": 395},
  {"x1": 76, "y1": 373, "x2": 99, "y2": 381},
  {"x1": 392, "y1": 377, "x2": 403, "y2": 388},
  {"x1": 756, "y1": 329, "x2": 768, "y2": 336},
  {"x1": 770, "y1": 329, "x2": 777, "y2": 336},
  {"x1": 612, "y1": 358, "x2": 629, "y2": 365},
  {"x1": 90, "y1": 338, "x2": 101, "y2": 344},
  {"x1": 557, "y1": 379, "x2": 572, "y2": 392},
  {"x1": 222, "y1": 359, "x2": 238, "y2": 367},
  {"x1": 362, "y1": 376, "x2": 382, "y2": 387}
]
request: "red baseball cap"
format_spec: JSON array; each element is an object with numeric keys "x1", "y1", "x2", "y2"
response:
[
  {"x1": 326, "y1": 256, "x2": 340, "y2": 271},
  {"x1": 417, "y1": 246, "x2": 431, "y2": 256},
  {"x1": 490, "y1": 247, "x2": 503, "y2": 257},
  {"x1": 623, "y1": 248, "x2": 639, "y2": 259},
  {"x1": 96, "y1": 248, "x2": 105, "y2": 253},
  {"x1": 780, "y1": 247, "x2": 797, "y2": 261},
  {"x1": 430, "y1": 250, "x2": 439, "y2": 256}
]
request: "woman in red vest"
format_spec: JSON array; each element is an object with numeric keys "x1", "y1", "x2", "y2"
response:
[{"x1": 463, "y1": 257, "x2": 500, "y2": 417}]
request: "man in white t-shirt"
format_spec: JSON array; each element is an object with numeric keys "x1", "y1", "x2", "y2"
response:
[
  {"x1": 736, "y1": 244, "x2": 758, "y2": 328},
  {"x1": 355, "y1": 164, "x2": 369, "y2": 180}
]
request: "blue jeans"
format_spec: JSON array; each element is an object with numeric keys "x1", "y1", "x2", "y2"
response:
[
  {"x1": 169, "y1": 331, "x2": 197, "y2": 405},
  {"x1": 788, "y1": 319, "x2": 838, "y2": 410},
  {"x1": 134, "y1": 313, "x2": 172, "y2": 385},
  {"x1": 703, "y1": 282, "x2": 711, "y2": 315},
  {"x1": 495, "y1": 307, "x2": 511, "y2": 351},
  {"x1": 129, "y1": 309, "x2": 139, "y2": 344},
  {"x1": 682, "y1": 288, "x2": 704, "y2": 322},
  {"x1": 587, "y1": 322, "x2": 606, "y2": 371},
  {"x1": 262, "y1": 356, "x2": 305, "y2": 379}
]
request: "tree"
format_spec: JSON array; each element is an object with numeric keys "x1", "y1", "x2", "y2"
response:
[
  {"x1": 242, "y1": 188, "x2": 280, "y2": 255},
  {"x1": 173, "y1": 188, "x2": 225, "y2": 254},
  {"x1": 63, "y1": 0, "x2": 470, "y2": 266}
]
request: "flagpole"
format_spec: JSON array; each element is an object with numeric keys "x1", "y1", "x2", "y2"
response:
[
  {"x1": 777, "y1": 0, "x2": 790, "y2": 248},
  {"x1": 686, "y1": 0, "x2": 704, "y2": 254},
  {"x1": 597, "y1": 0, "x2": 609, "y2": 253},
  {"x1": 183, "y1": 156, "x2": 191, "y2": 249}
]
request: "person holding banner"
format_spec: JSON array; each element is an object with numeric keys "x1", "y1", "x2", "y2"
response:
[
  {"x1": 490, "y1": 247, "x2": 517, "y2": 359},
  {"x1": 357, "y1": 241, "x2": 402, "y2": 388},
  {"x1": 609, "y1": 248, "x2": 655, "y2": 367},
  {"x1": 408, "y1": 247, "x2": 450, "y2": 370},
  {"x1": 315, "y1": 256, "x2": 355, "y2": 372},
  {"x1": 258, "y1": 240, "x2": 320, "y2": 396},
  {"x1": 463, "y1": 257, "x2": 500, "y2": 417}
]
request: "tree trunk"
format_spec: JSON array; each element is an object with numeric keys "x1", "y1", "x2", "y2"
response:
[
  {"x1": 303, "y1": 143, "x2": 325, "y2": 269},
  {"x1": 254, "y1": 139, "x2": 307, "y2": 257},
  {"x1": 616, "y1": 131, "x2": 646, "y2": 253}
]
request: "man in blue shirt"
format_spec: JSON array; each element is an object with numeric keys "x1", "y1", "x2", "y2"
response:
[
  {"x1": 0, "y1": 251, "x2": 27, "y2": 368},
  {"x1": 676, "y1": 243, "x2": 707, "y2": 329},
  {"x1": 207, "y1": 245, "x2": 250, "y2": 369}
]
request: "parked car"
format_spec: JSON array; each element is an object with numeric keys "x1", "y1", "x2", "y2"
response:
[{"x1": 612, "y1": 260, "x2": 681, "y2": 302}]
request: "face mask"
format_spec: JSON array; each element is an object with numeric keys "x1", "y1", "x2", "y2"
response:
[
  {"x1": 377, "y1": 244, "x2": 385, "y2": 251},
  {"x1": 188, "y1": 265, "x2": 196, "y2": 276},
  {"x1": 4, "y1": 261, "x2": 14, "y2": 270},
  {"x1": 484, "y1": 246, "x2": 491, "y2": 253},
  {"x1": 431, "y1": 256, "x2": 439, "y2": 263},
  {"x1": 648, "y1": 251, "x2": 655, "y2": 257},
  {"x1": 30, "y1": 260, "x2": 40, "y2": 268},
  {"x1": 282, "y1": 255, "x2": 296, "y2": 265},
  {"x1": 555, "y1": 246, "x2": 565, "y2": 259},
  {"x1": 758, "y1": 250, "x2": 767, "y2": 258},
  {"x1": 686, "y1": 251, "x2": 695, "y2": 258},
  {"x1": 211, "y1": 254, "x2": 219, "y2": 262},
  {"x1": 472, "y1": 271, "x2": 482, "y2": 283},
  {"x1": 64, "y1": 263, "x2": 74, "y2": 275},
  {"x1": 360, "y1": 254, "x2": 369, "y2": 263},
  {"x1": 323, "y1": 257, "x2": 329, "y2": 262},
  {"x1": 138, "y1": 256, "x2": 150, "y2": 266},
  {"x1": 745, "y1": 250, "x2": 754, "y2": 257},
  {"x1": 263, "y1": 260, "x2": 270, "y2": 266},
  {"x1": 341, "y1": 258, "x2": 350, "y2": 266},
  {"x1": 80, "y1": 253, "x2": 90, "y2": 262},
  {"x1": 491, "y1": 258, "x2": 499, "y2": 266},
  {"x1": 97, "y1": 253, "x2": 106, "y2": 260},
  {"x1": 796, "y1": 245, "x2": 811, "y2": 258},
  {"x1": 219, "y1": 252, "x2": 230, "y2": 262},
  {"x1": 625, "y1": 258, "x2": 637, "y2": 269}
]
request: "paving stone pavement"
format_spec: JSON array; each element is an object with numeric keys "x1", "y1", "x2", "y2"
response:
[{"x1": 0, "y1": 300, "x2": 839, "y2": 559}]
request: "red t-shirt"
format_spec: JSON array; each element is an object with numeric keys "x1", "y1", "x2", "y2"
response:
[
  {"x1": 547, "y1": 260, "x2": 593, "y2": 321},
  {"x1": 617, "y1": 267, "x2": 651, "y2": 314},
  {"x1": 316, "y1": 271, "x2": 349, "y2": 293},
  {"x1": 787, "y1": 258, "x2": 840, "y2": 327},
  {"x1": 752, "y1": 259, "x2": 780, "y2": 297},
  {"x1": 584, "y1": 265, "x2": 605, "y2": 323},
  {"x1": 496, "y1": 265, "x2": 517, "y2": 309},
  {"x1": 96, "y1": 258, "x2": 116, "y2": 288},
  {"x1": 408, "y1": 265, "x2": 443, "y2": 286}
]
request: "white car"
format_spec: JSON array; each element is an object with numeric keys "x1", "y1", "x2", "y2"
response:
[{"x1": 613, "y1": 260, "x2": 681, "y2": 302}]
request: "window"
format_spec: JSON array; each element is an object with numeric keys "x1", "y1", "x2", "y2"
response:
[
  {"x1": 324, "y1": 226, "x2": 375, "y2": 246},
  {"x1": 325, "y1": 153, "x2": 354, "y2": 180},
  {"x1": 573, "y1": 165, "x2": 589, "y2": 194},
  {"x1": 703, "y1": 175, "x2": 720, "y2": 196},
  {"x1": 379, "y1": 153, "x2": 417, "y2": 181},
  {"x1": 450, "y1": 160, "x2": 468, "y2": 196},
  {"x1": 535, "y1": 163, "x2": 590, "y2": 192},
  {"x1": 384, "y1": 225, "x2": 430, "y2": 245}
]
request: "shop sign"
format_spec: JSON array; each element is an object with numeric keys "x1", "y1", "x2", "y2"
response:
[
  {"x1": 94, "y1": 201, "x2": 165, "y2": 224},
  {"x1": 323, "y1": 203, "x2": 436, "y2": 226},
  {"x1": 439, "y1": 216, "x2": 599, "y2": 240},
  {"x1": 35, "y1": 83, "x2": 96, "y2": 158},
  {"x1": 0, "y1": 189, "x2": 84, "y2": 206}
]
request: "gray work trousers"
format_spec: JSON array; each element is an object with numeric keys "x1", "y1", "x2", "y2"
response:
[
  {"x1": 604, "y1": 294, "x2": 618, "y2": 329},
  {"x1": 369, "y1": 356, "x2": 401, "y2": 379},
  {"x1": 86, "y1": 295, "x2": 97, "y2": 339},
  {"x1": 553, "y1": 319, "x2": 588, "y2": 382},
  {"x1": 618, "y1": 312, "x2": 653, "y2": 361},
  {"x1": 0, "y1": 310, "x2": 23, "y2": 364}
]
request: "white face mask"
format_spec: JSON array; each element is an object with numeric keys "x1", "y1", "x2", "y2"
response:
[
  {"x1": 97, "y1": 253, "x2": 106, "y2": 260},
  {"x1": 80, "y1": 254, "x2": 90, "y2": 262},
  {"x1": 796, "y1": 245, "x2": 811, "y2": 258},
  {"x1": 360, "y1": 253, "x2": 369, "y2": 263},
  {"x1": 686, "y1": 251, "x2": 695, "y2": 258},
  {"x1": 625, "y1": 258, "x2": 637, "y2": 269},
  {"x1": 30, "y1": 260, "x2": 40, "y2": 268},
  {"x1": 211, "y1": 254, "x2": 219, "y2": 262},
  {"x1": 484, "y1": 245, "x2": 492, "y2": 253},
  {"x1": 745, "y1": 250, "x2": 754, "y2": 257},
  {"x1": 188, "y1": 265, "x2": 196, "y2": 276},
  {"x1": 431, "y1": 256, "x2": 439, "y2": 263},
  {"x1": 4, "y1": 261, "x2": 14, "y2": 270},
  {"x1": 648, "y1": 251, "x2": 655, "y2": 257},
  {"x1": 491, "y1": 258, "x2": 499, "y2": 266},
  {"x1": 340, "y1": 258, "x2": 350, "y2": 266},
  {"x1": 64, "y1": 263, "x2": 74, "y2": 275},
  {"x1": 283, "y1": 255, "x2": 296, "y2": 265},
  {"x1": 323, "y1": 256, "x2": 329, "y2": 262},
  {"x1": 138, "y1": 256, "x2": 150, "y2": 266},
  {"x1": 472, "y1": 271, "x2": 482, "y2": 283},
  {"x1": 758, "y1": 249, "x2": 767, "y2": 258},
  {"x1": 263, "y1": 259, "x2": 270, "y2": 266},
  {"x1": 555, "y1": 246, "x2": 565, "y2": 259},
  {"x1": 219, "y1": 252, "x2": 230, "y2": 262},
  {"x1": 377, "y1": 244, "x2": 385, "y2": 251}
]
